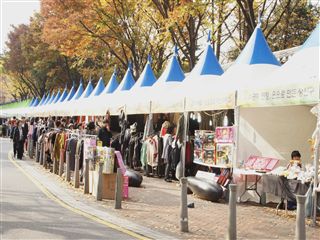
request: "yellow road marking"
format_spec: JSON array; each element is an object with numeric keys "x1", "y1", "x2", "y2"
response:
[{"x1": 8, "y1": 152, "x2": 152, "y2": 240}]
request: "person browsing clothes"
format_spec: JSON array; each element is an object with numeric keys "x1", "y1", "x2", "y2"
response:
[{"x1": 98, "y1": 120, "x2": 112, "y2": 147}]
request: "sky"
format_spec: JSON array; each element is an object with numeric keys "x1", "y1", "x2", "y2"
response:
[{"x1": 1, "y1": 0, "x2": 40, "y2": 54}]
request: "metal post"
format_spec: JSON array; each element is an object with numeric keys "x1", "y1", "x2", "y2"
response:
[
  {"x1": 234, "y1": 101, "x2": 240, "y2": 168},
  {"x1": 39, "y1": 143, "x2": 43, "y2": 165},
  {"x1": 35, "y1": 142, "x2": 39, "y2": 162},
  {"x1": 84, "y1": 158, "x2": 90, "y2": 194},
  {"x1": 58, "y1": 149, "x2": 64, "y2": 176},
  {"x1": 312, "y1": 114, "x2": 320, "y2": 226},
  {"x1": 227, "y1": 184, "x2": 237, "y2": 240},
  {"x1": 96, "y1": 162, "x2": 104, "y2": 201},
  {"x1": 180, "y1": 177, "x2": 188, "y2": 232},
  {"x1": 29, "y1": 139, "x2": 34, "y2": 158},
  {"x1": 295, "y1": 195, "x2": 306, "y2": 240},
  {"x1": 115, "y1": 168, "x2": 123, "y2": 209},
  {"x1": 65, "y1": 151, "x2": 71, "y2": 182},
  {"x1": 74, "y1": 154, "x2": 80, "y2": 188}
]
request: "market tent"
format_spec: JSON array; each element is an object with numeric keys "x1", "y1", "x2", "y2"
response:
[
  {"x1": 91, "y1": 77, "x2": 105, "y2": 96},
  {"x1": 149, "y1": 46, "x2": 185, "y2": 113},
  {"x1": 182, "y1": 36, "x2": 228, "y2": 112},
  {"x1": 102, "y1": 70, "x2": 119, "y2": 94},
  {"x1": 237, "y1": 24, "x2": 319, "y2": 168},
  {"x1": 89, "y1": 64, "x2": 136, "y2": 116},
  {"x1": 44, "y1": 85, "x2": 74, "y2": 117},
  {"x1": 78, "y1": 70, "x2": 119, "y2": 116},
  {"x1": 29, "y1": 97, "x2": 36, "y2": 107},
  {"x1": 52, "y1": 90, "x2": 61, "y2": 104},
  {"x1": 123, "y1": 55, "x2": 157, "y2": 114},
  {"x1": 59, "y1": 81, "x2": 88, "y2": 116},
  {"x1": 69, "y1": 81, "x2": 94, "y2": 116},
  {"x1": 43, "y1": 93, "x2": 52, "y2": 105},
  {"x1": 32, "y1": 98, "x2": 39, "y2": 107},
  {"x1": 58, "y1": 87, "x2": 69, "y2": 103},
  {"x1": 238, "y1": 23, "x2": 320, "y2": 107}
]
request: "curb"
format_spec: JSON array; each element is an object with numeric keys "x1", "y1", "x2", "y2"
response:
[{"x1": 8, "y1": 151, "x2": 177, "y2": 240}]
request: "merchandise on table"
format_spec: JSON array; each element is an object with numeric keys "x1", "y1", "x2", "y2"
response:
[{"x1": 215, "y1": 143, "x2": 233, "y2": 166}]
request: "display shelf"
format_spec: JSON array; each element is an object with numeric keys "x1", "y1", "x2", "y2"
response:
[{"x1": 194, "y1": 160, "x2": 232, "y2": 169}]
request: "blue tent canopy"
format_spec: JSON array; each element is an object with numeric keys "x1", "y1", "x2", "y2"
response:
[
  {"x1": 71, "y1": 82, "x2": 84, "y2": 101},
  {"x1": 91, "y1": 77, "x2": 105, "y2": 96},
  {"x1": 104, "y1": 70, "x2": 119, "y2": 94},
  {"x1": 32, "y1": 98, "x2": 39, "y2": 107},
  {"x1": 302, "y1": 23, "x2": 319, "y2": 49},
  {"x1": 43, "y1": 94, "x2": 51, "y2": 105},
  {"x1": 64, "y1": 85, "x2": 76, "y2": 102},
  {"x1": 38, "y1": 95, "x2": 46, "y2": 106},
  {"x1": 52, "y1": 90, "x2": 61, "y2": 104},
  {"x1": 29, "y1": 97, "x2": 35, "y2": 107},
  {"x1": 48, "y1": 92, "x2": 56, "y2": 104},
  {"x1": 235, "y1": 26, "x2": 280, "y2": 66},
  {"x1": 191, "y1": 33, "x2": 223, "y2": 76},
  {"x1": 58, "y1": 88, "x2": 68, "y2": 103},
  {"x1": 134, "y1": 56, "x2": 157, "y2": 88},
  {"x1": 80, "y1": 81, "x2": 94, "y2": 99},
  {"x1": 157, "y1": 46, "x2": 185, "y2": 84},
  {"x1": 116, "y1": 63, "x2": 135, "y2": 91}
]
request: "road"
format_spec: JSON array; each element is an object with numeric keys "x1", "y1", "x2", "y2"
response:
[{"x1": 0, "y1": 138, "x2": 135, "y2": 240}]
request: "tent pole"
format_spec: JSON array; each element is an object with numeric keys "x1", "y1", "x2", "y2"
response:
[
  {"x1": 312, "y1": 110, "x2": 320, "y2": 226},
  {"x1": 234, "y1": 91, "x2": 240, "y2": 168}
]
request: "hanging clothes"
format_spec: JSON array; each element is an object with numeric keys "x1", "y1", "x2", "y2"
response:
[{"x1": 146, "y1": 135, "x2": 158, "y2": 167}]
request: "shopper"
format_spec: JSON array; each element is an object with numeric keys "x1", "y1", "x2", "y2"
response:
[
  {"x1": 12, "y1": 120, "x2": 25, "y2": 159},
  {"x1": 10, "y1": 120, "x2": 18, "y2": 157},
  {"x1": 21, "y1": 117, "x2": 29, "y2": 152},
  {"x1": 98, "y1": 120, "x2": 112, "y2": 147}
]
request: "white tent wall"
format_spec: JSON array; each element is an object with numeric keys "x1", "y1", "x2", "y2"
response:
[{"x1": 238, "y1": 105, "x2": 316, "y2": 167}]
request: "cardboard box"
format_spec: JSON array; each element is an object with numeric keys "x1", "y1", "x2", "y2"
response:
[{"x1": 102, "y1": 173, "x2": 117, "y2": 200}]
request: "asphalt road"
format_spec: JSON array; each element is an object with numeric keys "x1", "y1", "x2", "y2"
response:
[{"x1": 0, "y1": 138, "x2": 135, "y2": 240}]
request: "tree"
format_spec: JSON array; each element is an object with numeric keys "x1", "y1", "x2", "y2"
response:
[{"x1": 2, "y1": 14, "x2": 80, "y2": 99}]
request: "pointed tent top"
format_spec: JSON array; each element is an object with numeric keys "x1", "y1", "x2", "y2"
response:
[
  {"x1": 156, "y1": 48, "x2": 185, "y2": 84},
  {"x1": 235, "y1": 25, "x2": 280, "y2": 66},
  {"x1": 80, "y1": 81, "x2": 94, "y2": 98},
  {"x1": 191, "y1": 42, "x2": 223, "y2": 76},
  {"x1": 48, "y1": 92, "x2": 56, "y2": 104},
  {"x1": 116, "y1": 64, "x2": 135, "y2": 91},
  {"x1": 207, "y1": 30, "x2": 211, "y2": 43},
  {"x1": 32, "y1": 98, "x2": 39, "y2": 107},
  {"x1": 71, "y1": 82, "x2": 84, "y2": 100},
  {"x1": 58, "y1": 87, "x2": 69, "y2": 102},
  {"x1": 301, "y1": 23, "x2": 319, "y2": 49},
  {"x1": 91, "y1": 77, "x2": 105, "y2": 96},
  {"x1": 64, "y1": 85, "x2": 76, "y2": 102},
  {"x1": 104, "y1": 70, "x2": 119, "y2": 94},
  {"x1": 134, "y1": 57, "x2": 157, "y2": 88},
  {"x1": 174, "y1": 45, "x2": 178, "y2": 56},
  {"x1": 38, "y1": 94, "x2": 46, "y2": 106},
  {"x1": 147, "y1": 54, "x2": 152, "y2": 64},
  {"x1": 43, "y1": 93, "x2": 52, "y2": 105},
  {"x1": 52, "y1": 90, "x2": 61, "y2": 104},
  {"x1": 29, "y1": 97, "x2": 35, "y2": 107}
]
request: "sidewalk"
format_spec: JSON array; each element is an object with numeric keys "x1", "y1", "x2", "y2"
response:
[{"x1": 14, "y1": 153, "x2": 319, "y2": 240}]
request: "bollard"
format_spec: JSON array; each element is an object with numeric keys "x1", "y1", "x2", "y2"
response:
[
  {"x1": 115, "y1": 168, "x2": 123, "y2": 209},
  {"x1": 84, "y1": 158, "x2": 90, "y2": 194},
  {"x1": 35, "y1": 142, "x2": 39, "y2": 162},
  {"x1": 29, "y1": 139, "x2": 34, "y2": 158},
  {"x1": 74, "y1": 154, "x2": 80, "y2": 188},
  {"x1": 295, "y1": 195, "x2": 306, "y2": 240},
  {"x1": 96, "y1": 162, "x2": 104, "y2": 201},
  {"x1": 227, "y1": 184, "x2": 237, "y2": 240},
  {"x1": 180, "y1": 177, "x2": 189, "y2": 232},
  {"x1": 58, "y1": 149, "x2": 64, "y2": 176},
  {"x1": 39, "y1": 143, "x2": 44, "y2": 165},
  {"x1": 65, "y1": 151, "x2": 71, "y2": 182}
]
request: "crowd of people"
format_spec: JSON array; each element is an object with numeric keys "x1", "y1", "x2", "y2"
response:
[{"x1": 1, "y1": 115, "x2": 113, "y2": 160}]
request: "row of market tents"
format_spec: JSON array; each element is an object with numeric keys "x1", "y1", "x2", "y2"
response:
[
  {"x1": 1, "y1": 23, "x2": 319, "y2": 164},
  {"x1": 2, "y1": 23, "x2": 318, "y2": 118},
  {"x1": 1, "y1": 22, "x2": 319, "y2": 224}
]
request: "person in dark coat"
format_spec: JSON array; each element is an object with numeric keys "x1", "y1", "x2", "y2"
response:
[
  {"x1": 11, "y1": 120, "x2": 25, "y2": 159},
  {"x1": 98, "y1": 120, "x2": 112, "y2": 147},
  {"x1": 21, "y1": 117, "x2": 28, "y2": 151}
]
